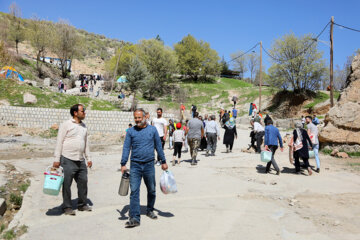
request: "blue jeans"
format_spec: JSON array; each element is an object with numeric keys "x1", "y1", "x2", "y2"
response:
[
  {"x1": 129, "y1": 161, "x2": 156, "y2": 222},
  {"x1": 313, "y1": 144, "x2": 320, "y2": 169}
]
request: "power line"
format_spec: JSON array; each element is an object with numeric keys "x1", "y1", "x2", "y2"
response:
[
  {"x1": 334, "y1": 22, "x2": 360, "y2": 33},
  {"x1": 262, "y1": 21, "x2": 331, "y2": 62},
  {"x1": 227, "y1": 43, "x2": 259, "y2": 63}
]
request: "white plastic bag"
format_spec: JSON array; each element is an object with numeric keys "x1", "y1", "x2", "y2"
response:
[{"x1": 160, "y1": 170, "x2": 177, "y2": 194}]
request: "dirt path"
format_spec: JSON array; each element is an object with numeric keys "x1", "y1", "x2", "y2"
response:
[{"x1": 2, "y1": 126, "x2": 360, "y2": 240}]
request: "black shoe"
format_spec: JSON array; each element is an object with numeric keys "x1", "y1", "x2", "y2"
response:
[
  {"x1": 265, "y1": 170, "x2": 270, "y2": 174},
  {"x1": 211, "y1": 153, "x2": 215, "y2": 156},
  {"x1": 315, "y1": 168, "x2": 320, "y2": 173},
  {"x1": 205, "y1": 152, "x2": 209, "y2": 157},
  {"x1": 125, "y1": 218, "x2": 140, "y2": 228},
  {"x1": 146, "y1": 211, "x2": 158, "y2": 220},
  {"x1": 64, "y1": 208, "x2": 76, "y2": 216},
  {"x1": 276, "y1": 170, "x2": 280, "y2": 175},
  {"x1": 191, "y1": 159, "x2": 197, "y2": 165},
  {"x1": 78, "y1": 204, "x2": 92, "y2": 211}
]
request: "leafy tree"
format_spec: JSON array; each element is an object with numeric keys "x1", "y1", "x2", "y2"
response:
[
  {"x1": 28, "y1": 16, "x2": 52, "y2": 78},
  {"x1": 8, "y1": 3, "x2": 25, "y2": 54},
  {"x1": 51, "y1": 20, "x2": 81, "y2": 78},
  {"x1": 125, "y1": 57, "x2": 150, "y2": 110},
  {"x1": 138, "y1": 38, "x2": 177, "y2": 99},
  {"x1": 220, "y1": 56, "x2": 231, "y2": 75},
  {"x1": 230, "y1": 50, "x2": 248, "y2": 79},
  {"x1": 254, "y1": 70, "x2": 270, "y2": 86},
  {"x1": 267, "y1": 33, "x2": 327, "y2": 92},
  {"x1": 247, "y1": 52, "x2": 259, "y2": 83},
  {"x1": 174, "y1": 34, "x2": 220, "y2": 81},
  {"x1": 105, "y1": 43, "x2": 137, "y2": 77}
]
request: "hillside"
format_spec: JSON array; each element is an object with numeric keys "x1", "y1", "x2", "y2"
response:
[
  {"x1": 0, "y1": 11, "x2": 124, "y2": 75},
  {"x1": 0, "y1": 78, "x2": 119, "y2": 111}
]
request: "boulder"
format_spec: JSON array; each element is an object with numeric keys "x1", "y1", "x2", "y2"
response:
[
  {"x1": 24, "y1": 79, "x2": 37, "y2": 87},
  {"x1": 23, "y1": 93, "x2": 37, "y2": 104},
  {"x1": 336, "y1": 152, "x2": 349, "y2": 158},
  {"x1": 320, "y1": 54, "x2": 360, "y2": 147},
  {"x1": 331, "y1": 149, "x2": 339, "y2": 156},
  {"x1": 0, "y1": 198, "x2": 6, "y2": 216},
  {"x1": 43, "y1": 78, "x2": 51, "y2": 87}
]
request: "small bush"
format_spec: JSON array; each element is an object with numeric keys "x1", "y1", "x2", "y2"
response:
[
  {"x1": 19, "y1": 182, "x2": 30, "y2": 192},
  {"x1": 9, "y1": 193, "x2": 22, "y2": 206},
  {"x1": 3, "y1": 229, "x2": 15, "y2": 240}
]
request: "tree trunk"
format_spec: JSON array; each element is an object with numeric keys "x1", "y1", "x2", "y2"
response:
[{"x1": 15, "y1": 40, "x2": 19, "y2": 54}]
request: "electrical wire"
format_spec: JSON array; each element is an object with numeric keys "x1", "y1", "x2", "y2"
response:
[
  {"x1": 334, "y1": 22, "x2": 360, "y2": 33},
  {"x1": 262, "y1": 21, "x2": 331, "y2": 62},
  {"x1": 227, "y1": 43, "x2": 259, "y2": 63}
]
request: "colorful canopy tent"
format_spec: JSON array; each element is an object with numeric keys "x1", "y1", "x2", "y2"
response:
[
  {"x1": 0, "y1": 66, "x2": 24, "y2": 81},
  {"x1": 117, "y1": 75, "x2": 127, "y2": 83}
]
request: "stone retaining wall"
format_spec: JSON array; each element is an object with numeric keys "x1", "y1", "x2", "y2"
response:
[{"x1": 0, "y1": 106, "x2": 174, "y2": 133}]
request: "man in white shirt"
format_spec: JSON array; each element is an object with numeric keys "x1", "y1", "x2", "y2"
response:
[
  {"x1": 253, "y1": 118, "x2": 265, "y2": 153},
  {"x1": 152, "y1": 108, "x2": 168, "y2": 165},
  {"x1": 53, "y1": 104, "x2": 92, "y2": 215},
  {"x1": 205, "y1": 115, "x2": 220, "y2": 156}
]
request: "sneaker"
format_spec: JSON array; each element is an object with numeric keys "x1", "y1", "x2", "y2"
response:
[
  {"x1": 191, "y1": 159, "x2": 197, "y2": 165},
  {"x1": 146, "y1": 211, "x2": 158, "y2": 220},
  {"x1": 125, "y1": 218, "x2": 140, "y2": 228},
  {"x1": 276, "y1": 170, "x2": 280, "y2": 175},
  {"x1": 205, "y1": 151, "x2": 209, "y2": 157},
  {"x1": 64, "y1": 208, "x2": 76, "y2": 216},
  {"x1": 211, "y1": 153, "x2": 215, "y2": 156},
  {"x1": 229, "y1": 149, "x2": 232, "y2": 153},
  {"x1": 226, "y1": 148, "x2": 229, "y2": 153},
  {"x1": 172, "y1": 160, "x2": 175, "y2": 166},
  {"x1": 78, "y1": 204, "x2": 92, "y2": 211}
]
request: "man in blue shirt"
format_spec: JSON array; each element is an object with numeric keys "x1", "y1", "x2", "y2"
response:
[
  {"x1": 121, "y1": 108, "x2": 168, "y2": 228},
  {"x1": 264, "y1": 119, "x2": 283, "y2": 175},
  {"x1": 232, "y1": 107, "x2": 238, "y2": 119}
]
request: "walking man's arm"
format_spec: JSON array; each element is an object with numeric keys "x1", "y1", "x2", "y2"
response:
[
  {"x1": 154, "y1": 130, "x2": 168, "y2": 171},
  {"x1": 53, "y1": 123, "x2": 67, "y2": 168},
  {"x1": 120, "y1": 131, "x2": 132, "y2": 174},
  {"x1": 85, "y1": 132, "x2": 92, "y2": 168}
]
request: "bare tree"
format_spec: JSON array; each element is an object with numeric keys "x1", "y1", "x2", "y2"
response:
[
  {"x1": 8, "y1": 2, "x2": 24, "y2": 54},
  {"x1": 28, "y1": 16, "x2": 52, "y2": 78},
  {"x1": 247, "y1": 52, "x2": 259, "y2": 83},
  {"x1": 52, "y1": 20, "x2": 80, "y2": 78},
  {"x1": 230, "y1": 51, "x2": 248, "y2": 79}
]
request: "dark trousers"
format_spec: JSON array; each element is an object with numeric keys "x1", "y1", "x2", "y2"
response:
[
  {"x1": 225, "y1": 143, "x2": 233, "y2": 150},
  {"x1": 206, "y1": 133, "x2": 217, "y2": 154},
  {"x1": 255, "y1": 131, "x2": 265, "y2": 153},
  {"x1": 130, "y1": 161, "x2": 156, "y2": 222},
  {"x1": 157, "y1": 136, "x2": 165, "y2": 161},
  {"x1": 60, "y1": 156, "x2": 88, "y2": 209},
  {"x1": 294, "y1": 153, "x2": 310, "y2": 172},
  {"x1": 173, "y1": 142, "x2": 183, "y2": 158},
  {"x1": 266, "y1": 145, "x2": 280, "y2": 172}
]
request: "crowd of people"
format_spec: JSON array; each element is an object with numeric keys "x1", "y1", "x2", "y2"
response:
[{"x1": 53, "y1": 102, "x2": 321, "y2": 228}]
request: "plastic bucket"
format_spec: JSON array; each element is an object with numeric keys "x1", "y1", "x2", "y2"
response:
[
  {"x1": 309, "y1": 150, "x2": 315, "y2": 159},
  {"x1": 43, "y1": 166, "x2": 64, "y2": 196},
  {"x1": 261, "y1": 151, "x2": 273, "y2": 163}
]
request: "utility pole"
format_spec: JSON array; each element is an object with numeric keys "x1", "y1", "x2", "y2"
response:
[
  {"x1": 259, "y1": 41, "x2": 262, "y2": 111},
  {"x1": 330, "y1": 16, "x2": 334, "y2": 107}
]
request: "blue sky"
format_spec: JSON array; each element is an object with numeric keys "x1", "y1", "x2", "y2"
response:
[{"x1": 1, "y1": 0, "x2": 359, "y2": 73}]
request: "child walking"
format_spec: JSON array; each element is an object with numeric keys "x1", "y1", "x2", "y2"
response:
[{"x1": 173, "y1": 122, "x2": 185, "y2": 166}]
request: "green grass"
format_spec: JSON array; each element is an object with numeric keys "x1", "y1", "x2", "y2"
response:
[
  {"x1": 304, "y1": 91, "x2": 341, "y2": 109},
  {"x1": 304, "y1": 92, "x2": 328, "y2": 109},
  {"x1": 346, "y1": 152, "x2": 360, "y2": 157},
  {"x1": 0, "y1": 78, "x2": 119, "y2": 111},
  {"x1": 3, "y1": 229, "x2": 15, "y2": 240},
  {"x1": 321, "y1": 149, "x2": 332, "y2": 155},
  {"x1": 19, "y1": 182, "x2": 30, "y2": 192}
]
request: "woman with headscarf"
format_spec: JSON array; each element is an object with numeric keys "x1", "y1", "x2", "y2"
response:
[
  {"x1": 223, "y1": 117, "x2": 237, "y2": 153},
  {"x1": 293, "y1": 121, "x2": 313, "y2": 175}
]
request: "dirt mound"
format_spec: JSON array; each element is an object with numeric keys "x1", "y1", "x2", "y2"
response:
[{"x1": 265, "y1": 90, "x2": 315, "y2": 118}]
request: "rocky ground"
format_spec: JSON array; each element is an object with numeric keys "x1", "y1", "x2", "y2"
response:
[{"x1": 0, "y1": 124, "x2": 359, "y2": 240}]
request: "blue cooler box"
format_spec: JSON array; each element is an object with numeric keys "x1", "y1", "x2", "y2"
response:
[
  {"x1": 261, "y1": 151, "x2": 273, "y2": 163},
  {"x1": 43, "y1": 167, "x2": 64, "y2": 196}
]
